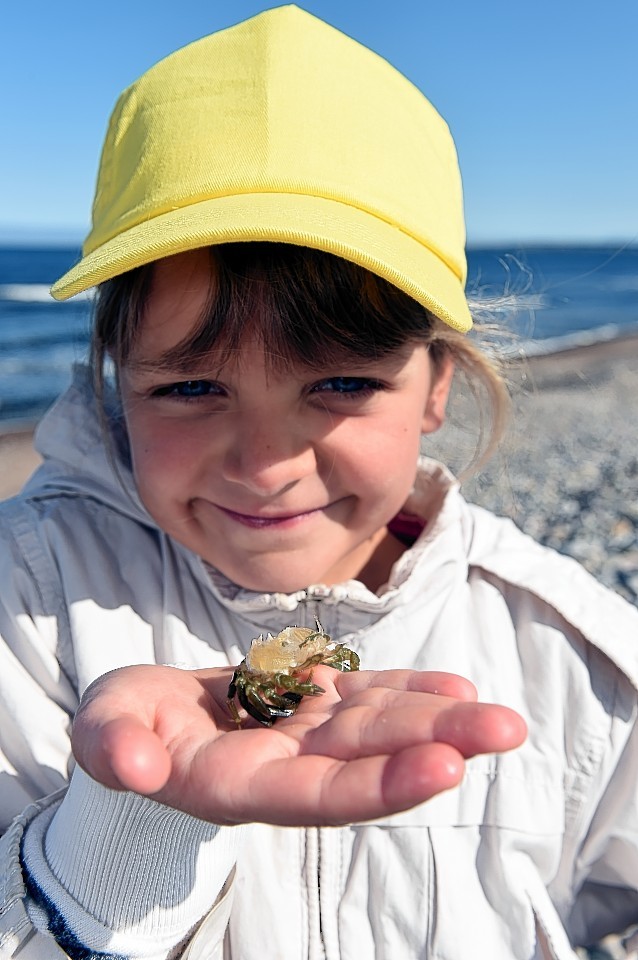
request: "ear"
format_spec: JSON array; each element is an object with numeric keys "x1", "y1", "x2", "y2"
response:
[{"x1": 421, "y1": 354, "x2": 455, "y2": 435}]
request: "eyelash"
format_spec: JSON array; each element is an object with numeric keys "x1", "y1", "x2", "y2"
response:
[
  {"x1": 150, "y1": 377, "x2": 386, "y2": 403},
  {"x1": 152, "y1": 380, "x2": 223, "y2": 400},
  {"x1": 310, "y1": 377, "x2": 385, "y2": 399}
]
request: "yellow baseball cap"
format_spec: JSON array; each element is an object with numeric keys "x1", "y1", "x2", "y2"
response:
[{"x1": 51, "y1": 5, "x2": 472, "y2": 333}]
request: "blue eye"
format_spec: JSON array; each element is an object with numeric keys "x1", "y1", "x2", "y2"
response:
[
  {"x1": 312, "y1": 377, "x2": 382, "y2": 395},
  {"x1": 154, "y1": 380, "x2": 221, "y2": 398}
]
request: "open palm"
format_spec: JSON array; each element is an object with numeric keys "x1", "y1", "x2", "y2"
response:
[{"x1": 72, "y1": 664, "x2": 526, "y2": 827}]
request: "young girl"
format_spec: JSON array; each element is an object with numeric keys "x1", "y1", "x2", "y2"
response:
[{"x1": 1, "y1": 7, "x2": 637, "y2": 959}]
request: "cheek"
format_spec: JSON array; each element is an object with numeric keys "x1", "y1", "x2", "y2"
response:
[
  {"x1": 126, "y1": 415, "x2": 190, "y2": 502},
  {"x1": 339, "y1": 419, "x2": 421, "y2": 494}
]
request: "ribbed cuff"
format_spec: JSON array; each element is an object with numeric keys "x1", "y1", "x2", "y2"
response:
[{"x1": 21, "y1": 766, "x2": 242, "y2": 959}]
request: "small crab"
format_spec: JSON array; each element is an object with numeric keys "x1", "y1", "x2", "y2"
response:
[{"x1": 227, "y1": 619, "x2": 360, "y2": 727}]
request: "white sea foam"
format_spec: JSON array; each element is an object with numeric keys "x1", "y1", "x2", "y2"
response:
[
  {"x1": 508, "y1": 322, "x2": 635, "y2": 358},
  {"x1": 0, "y1": 284, "x2": 91, "y2": 303}
]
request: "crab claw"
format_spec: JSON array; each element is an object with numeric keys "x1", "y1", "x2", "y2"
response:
[{"x1": 237, "y1": 685, "x2": 301, "y2": 727}]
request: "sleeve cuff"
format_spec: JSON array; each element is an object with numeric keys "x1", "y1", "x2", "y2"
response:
[{"x1": 21, "y1": 766, "x2": 242, "y2": 959}]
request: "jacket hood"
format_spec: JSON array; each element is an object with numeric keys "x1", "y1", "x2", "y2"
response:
[{"x1": 23, "y1": 364, "x2": 151, "y2": 528}]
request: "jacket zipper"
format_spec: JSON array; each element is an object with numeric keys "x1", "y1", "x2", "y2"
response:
[
  {"x1": 305, "y1": 826, "x2": 325, "y2": 960},
  {"x1": 301, "y1": 596, "x2": 330, "y2": 960}
]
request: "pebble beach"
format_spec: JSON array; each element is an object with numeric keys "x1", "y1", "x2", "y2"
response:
[
  {"x1": 1, "y1": 334, "x2": 637, "y2": 608},
  {"x1": 428, "y1": 332, "x2": 638, "y2": 607}
]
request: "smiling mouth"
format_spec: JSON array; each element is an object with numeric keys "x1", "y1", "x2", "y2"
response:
[{"x1": 216, "y1": 505, "x2": 325, "y2": 529}]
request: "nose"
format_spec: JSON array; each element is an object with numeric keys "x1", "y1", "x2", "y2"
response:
[{"x1": 221, "y1": 414, "x2": 318, "y2": 497}]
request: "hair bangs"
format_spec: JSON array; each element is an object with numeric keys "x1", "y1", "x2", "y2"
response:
[{"x1": 148, "y1": 244, "x2": 436, "y2": 375}]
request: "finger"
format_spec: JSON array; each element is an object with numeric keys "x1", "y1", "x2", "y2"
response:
[
  {"x1": 434, "y1": 701, "x2": 527, "y2": 756},
  {"x1": 299, "y1": 696, "x2": 526, "y2": 761},
  {"x1": 229, "y1": 742, "x2": 466, "y2": 826},
  {"x1": 333, "y1": 669, "x2": 478, "y2": 702},
  {"x1": 408, "y1": 671, "x2": 478, "y2": 701},
  {"x1": 325, "y1": 742, "x2": 467, "y2": 823},
  {"x1": 72, "y1": 714, "x2": 172, "y2": 795}
]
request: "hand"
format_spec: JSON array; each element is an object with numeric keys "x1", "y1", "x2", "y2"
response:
[{"x1": 72, "y1": 665, "x2": 526, "y2": 826}]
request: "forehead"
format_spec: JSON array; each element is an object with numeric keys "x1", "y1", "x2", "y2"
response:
[{"x1": 138, "y1": 249, "x2": 215, "y2": 352}]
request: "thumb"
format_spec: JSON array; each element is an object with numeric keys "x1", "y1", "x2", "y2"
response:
[{"x1": 72, "y1": 713, "x2": 171, "y2": 795}]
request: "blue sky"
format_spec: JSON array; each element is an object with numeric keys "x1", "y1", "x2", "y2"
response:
[{"x1": 2, "y1": 0, "x2": 636, "y2": 245}]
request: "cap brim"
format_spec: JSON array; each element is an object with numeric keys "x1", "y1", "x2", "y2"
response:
[{"x1": 51, "y1": 193, "x2": 472, "y2": 333}]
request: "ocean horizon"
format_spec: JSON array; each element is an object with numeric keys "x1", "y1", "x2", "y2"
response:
[{"x1": 1, "y1": 243, "x2": 637, "y2": 429}]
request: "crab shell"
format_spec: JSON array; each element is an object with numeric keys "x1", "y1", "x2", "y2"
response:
[{"x1": 245, "y1": 625, "x2": 336, "y2": 675}]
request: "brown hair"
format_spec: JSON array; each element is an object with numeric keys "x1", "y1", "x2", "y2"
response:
[{"x1": 91, "y1": 243, "x2": 510, "y2": 469}]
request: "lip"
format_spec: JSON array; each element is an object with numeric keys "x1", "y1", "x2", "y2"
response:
[{"x1": 215, "y1": 504, "x2": 326, "y2": 529}]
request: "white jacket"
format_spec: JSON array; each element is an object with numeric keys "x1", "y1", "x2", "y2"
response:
[{"x1": 1, "y1": 366, "x2": 637, "y2": 960}]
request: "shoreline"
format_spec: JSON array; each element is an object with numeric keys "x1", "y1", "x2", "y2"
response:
[{"x1": 507, "y1": 328, "x2": 638, "y2": 386}]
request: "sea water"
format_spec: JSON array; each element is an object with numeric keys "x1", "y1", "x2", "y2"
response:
[{"x1": 0, "y1": 244, "x2": 637, "y2": 427}]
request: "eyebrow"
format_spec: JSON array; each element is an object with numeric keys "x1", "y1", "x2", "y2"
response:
[
  {"x1": 125, "y1": 343, "x2": 414, "y2": 378},
  {"x1": 125, "y1": 355, "x2": 217, "y2": 376}
]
